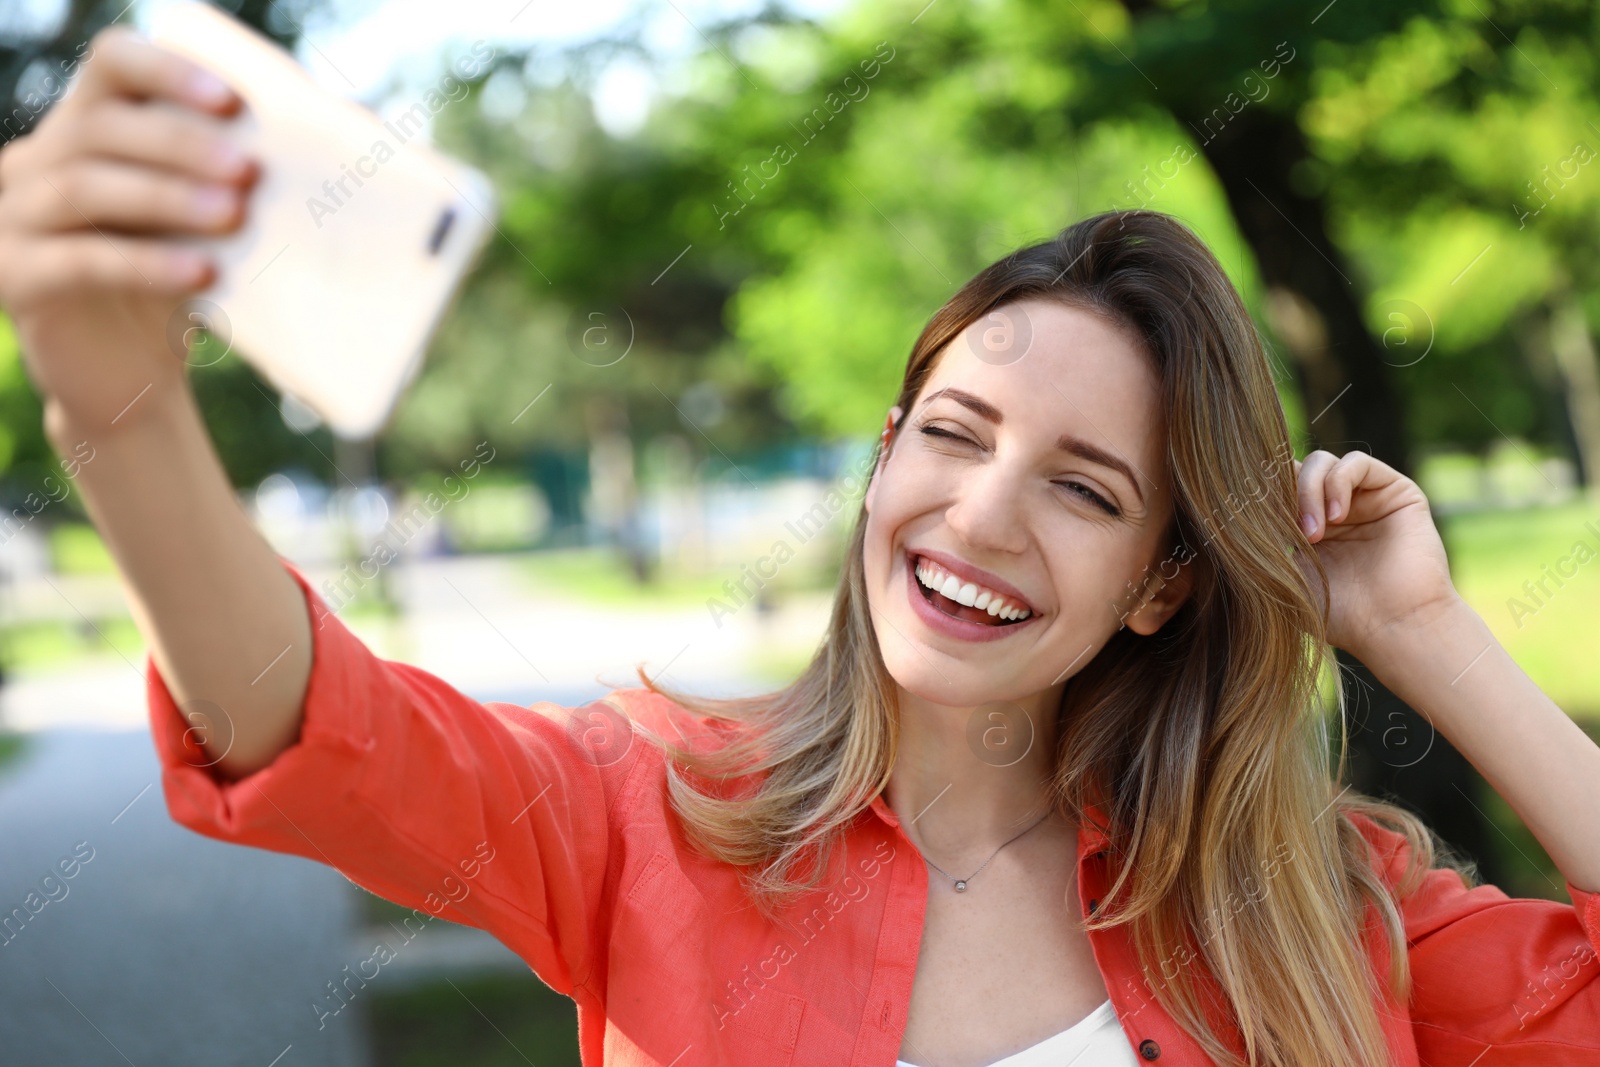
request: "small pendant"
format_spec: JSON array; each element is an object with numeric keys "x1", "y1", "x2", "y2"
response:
[{"x1": 954, "y1": 880, "x2": 968, "y2": 892}]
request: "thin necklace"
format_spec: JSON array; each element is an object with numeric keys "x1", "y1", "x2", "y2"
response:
[{"x1": 913, "y1": 809, "x2": 1053, "y2": 893}]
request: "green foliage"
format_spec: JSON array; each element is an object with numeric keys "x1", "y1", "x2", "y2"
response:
[
  {"x1": 190, "y1": 355, "x2": 350, "y2": 487},
  {"x1": 8, "y1": 0, "x2": 1600, "y2": 495},
  {"x1": 1294, "y1": 1, "x2": 1600, "y2": 452},
  {"x1": 0, "y1": 314, "x2": 50, "y2": 484},
  {"x1": 365, "y1": 971, "x2": 579, "y2": 1067}
]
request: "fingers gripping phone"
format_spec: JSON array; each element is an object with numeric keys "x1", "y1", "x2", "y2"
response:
[{"x1": 141, "y1": 1, "x2": 498, "y2": 439}]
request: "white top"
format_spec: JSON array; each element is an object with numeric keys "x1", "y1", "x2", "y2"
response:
[{"x1": 895, "y1": 999, "x2": 1140, "y2": 1067}]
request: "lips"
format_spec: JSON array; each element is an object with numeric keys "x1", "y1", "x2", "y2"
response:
[
  {"x1": 914, "y1": 547, "x2": 1037, "y2": 610},
  {"x1": 914, "y1": 558, "x2": 1032, "y2": 622},
  {"x1": 902, "y1": 548, "x2": 1041, "y2": 642}
]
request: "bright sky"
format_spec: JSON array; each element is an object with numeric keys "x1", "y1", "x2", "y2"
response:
[{"x1": 106, "y1": 0, "x2": 855, "y2": 136}]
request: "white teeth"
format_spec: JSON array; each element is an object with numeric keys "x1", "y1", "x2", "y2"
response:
[{"x1": 914, "y1": 557, "x2": 1032, "y2": 621}]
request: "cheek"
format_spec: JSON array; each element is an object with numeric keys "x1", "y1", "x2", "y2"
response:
[
  {"x1": 1043, "y1": 541, "x2": 1143, "y2": 624},
  {"x1": 861, "y1": 506, "x2": 895, "y2": 598},
  {"x1": 862, "y1": 462, "x2": 909, "y2": 554},
  {"x1": 860, "y1": 465, "x2": 930, "y2": 607},
  {"x1": 872, "y1": 449, "x2": 950, "y2": 520}
]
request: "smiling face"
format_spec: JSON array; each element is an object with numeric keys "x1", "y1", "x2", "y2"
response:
[{"x1": 862, "y1": 296, "x2": 1192, "y2": 709}]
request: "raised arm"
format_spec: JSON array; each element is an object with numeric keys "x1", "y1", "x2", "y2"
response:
[
  {"x1": 0, "y1": 25, "x2": 308, "y2": 778},
  {"x1": 1294, "y1": 428, "x2": 1600, "y2": 1058},
  {"x1": 1293, "y1": 448, "x2": 1600, "y2": 893},
  {"x1": 0, "y1": 30, "x2": 661, "y2": 1003}
]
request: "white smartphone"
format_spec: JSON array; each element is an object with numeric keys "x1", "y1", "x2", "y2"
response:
[{"x1": 140, "y1": 1, "x2": 498, "y2": 439}]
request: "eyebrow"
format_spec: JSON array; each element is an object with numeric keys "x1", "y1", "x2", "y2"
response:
[{"x1": 921, "y1": 386, "x2": 1146, "y2": 508}]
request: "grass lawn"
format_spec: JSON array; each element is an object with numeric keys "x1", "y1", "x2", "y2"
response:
[
  {"x1": 365, "y1": 971, "x2": 579, "y2": 1067},
  {"x1": 515, "y1": 547, "x2": 733, "y2": 608},
  {"x1": 0, "y1": 615, "x2": 145, "y2": 671},
  {"x1": 514, "y1": 546, "x2": 838, "y2": 609},
  {"x1": 357, "y1": 893, "x2": 579, "y2": 1067},
  {"x1": 1442, "y1": 497, "x2": 1600, "y2": 721}
]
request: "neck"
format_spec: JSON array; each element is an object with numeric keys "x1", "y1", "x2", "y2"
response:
[{"x1": 885, "y1": 683, "x2": 1066, "y2": 858}]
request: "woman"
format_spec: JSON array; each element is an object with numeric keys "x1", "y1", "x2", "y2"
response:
[{"x1": 1, "y1": 26, "x2": 1596, "y2": 1067}]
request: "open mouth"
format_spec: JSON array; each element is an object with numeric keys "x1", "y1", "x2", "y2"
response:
[{"x1": 912, "y1": 554, "x2": 1035, "y2": 627}]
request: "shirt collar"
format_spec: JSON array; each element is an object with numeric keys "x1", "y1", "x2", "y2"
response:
[{"x1": 867, "y1": 793, "x2": 1112, "y2": 859}]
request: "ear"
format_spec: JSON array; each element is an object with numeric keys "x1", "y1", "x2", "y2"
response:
[
  {"x1": 864, "y1": 405, "x2": 904, "y2": 515},
  {"x1": 1122, "y1": 544, "x2": 1197, "y2": 636}
]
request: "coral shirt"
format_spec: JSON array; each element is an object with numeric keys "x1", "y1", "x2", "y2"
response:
[{"x1": 147, "y1": 560, "x2": 1600, "y2": 1065}]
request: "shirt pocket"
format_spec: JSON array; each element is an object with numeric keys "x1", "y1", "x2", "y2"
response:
[
  {"x1": 608, "y1": 850, "x2": 808, "y2": 1066},
  {"x1": 604, "y1": 851, "x2": 715, "y2": 1053},
  {"x1": 722, "y1": 989, "x2": 805, "y2": 1067}
]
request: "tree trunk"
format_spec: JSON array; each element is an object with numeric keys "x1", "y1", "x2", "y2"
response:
[
  {"x1": 1515, "y1": 309, "x2": 1588, "y2": 493},
  {"x1": 1548, "y1": 293, "x2": 1600, "y2": 500},
  {"x1": 1187, "y1": 109, "x2": 1413, "y2": 472},
  {"x1": 585, "y1": 397, "x2": 651, "y2": 583}
]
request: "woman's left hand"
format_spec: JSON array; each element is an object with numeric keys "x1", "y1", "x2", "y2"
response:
[{"x1": 1291, "y1": 449, "x2": 1462, "y2": 659}]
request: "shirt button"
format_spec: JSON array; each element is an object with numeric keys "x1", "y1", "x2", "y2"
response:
[
  {"x1": 1088, "y1": 898, "x2": 1099, "y2": 914},
  {"x1": 1138, "y1": 1039, "x2": 1161, "y2": 1060}
]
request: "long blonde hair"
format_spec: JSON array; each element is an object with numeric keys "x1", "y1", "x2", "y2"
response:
[{"x1": 641, "y1": 210, "x2": 1472, "y2": 1067}]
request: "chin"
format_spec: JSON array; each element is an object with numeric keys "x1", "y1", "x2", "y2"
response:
[{"x1": 874, "y1": 638, "x2": 1044, "y2": 710}]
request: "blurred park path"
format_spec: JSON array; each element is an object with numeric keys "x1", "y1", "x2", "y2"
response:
[{"x1": 0, "y1": 730, "x2": 371, "y2": 1066}]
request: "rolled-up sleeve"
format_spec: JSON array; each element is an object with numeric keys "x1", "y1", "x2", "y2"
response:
[
  {"x1": 1352, "y1": 813, "x2": 1600, "y2": 1061},
  {"x1": 146, "y1": 557, "x2": 641, "y2": 997}
]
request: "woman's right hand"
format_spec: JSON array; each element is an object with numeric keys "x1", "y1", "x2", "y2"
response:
[{"x1": 0, "y1": 24, "x2": 258, "y2": 440}]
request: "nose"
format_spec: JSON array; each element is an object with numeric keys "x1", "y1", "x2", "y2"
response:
[{"x1": 943, "y1": 456, "x2": 1029, "y2": 556}]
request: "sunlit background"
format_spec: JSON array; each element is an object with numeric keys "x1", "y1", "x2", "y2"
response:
[{"x1": 3, "y1": 0, "x2": 1600, "y2": 1063}]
